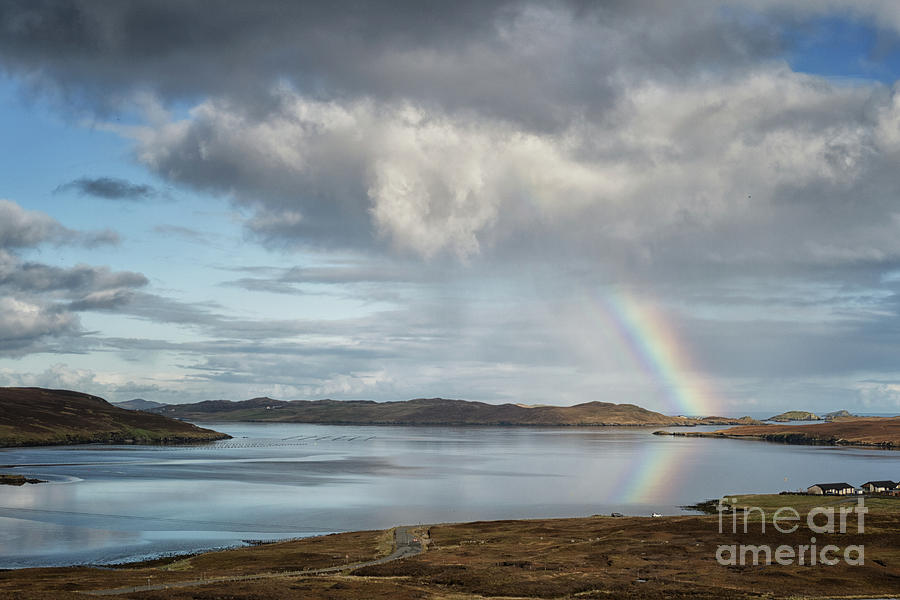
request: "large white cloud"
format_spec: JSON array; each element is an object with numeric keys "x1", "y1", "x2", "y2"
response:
[{"x1": 117, "y1": 68, "x2": 900, "y2": 268}]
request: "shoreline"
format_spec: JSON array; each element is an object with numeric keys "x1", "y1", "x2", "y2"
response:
[
  {"x1": 653, "y1": 416, "x2": 900, "y2": 449},
  {"x1": 2, "y1": 496, "x2": 899, "y2": 599},
  {"x1": 6, "y1": 493, "x2": 899, "y2": 571},
  {"x1": 0, "y1": 433, "x2": 231, "y2": 449},
  {"x1": 187, "y1": 418, "x2": 752, "y2": 428},
  {"x1": 655, "y1": 429, "x2": 900, "y2": 449}
]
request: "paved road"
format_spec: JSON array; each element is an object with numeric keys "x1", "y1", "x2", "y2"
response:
[{"x1": 82, "y1": 526, "x2": 423, "y2": 596}]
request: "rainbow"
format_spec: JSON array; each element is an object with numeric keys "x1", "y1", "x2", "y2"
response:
[
  {"x1": 582, "y1": 287, "x2": 717, "y2": 504},
  {"x1": 558, "y1": 286, "x2": 721, "y2": 505},
  {"x1": 613, "y1": 436, "x2": 696, "y2": 504},
  {"x1": 598, "y1": 289, "x2": 717, "y2": 418}
]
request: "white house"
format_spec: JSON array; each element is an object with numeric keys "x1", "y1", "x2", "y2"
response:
[
  {"x1": 861, "y1": 480, "x2": 897, "y2": 493},
  {"x1": 807, "y1": 482, "x2": 854, "y2": 495}
]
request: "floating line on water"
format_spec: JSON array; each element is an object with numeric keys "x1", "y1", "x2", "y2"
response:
[{"x1": 0, "y1": 505, "x2": 323, "y2": 533}]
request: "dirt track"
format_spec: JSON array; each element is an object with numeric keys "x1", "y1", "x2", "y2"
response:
[{"x1": 81, "y1": 526, "x2": 423, "y2": 596}]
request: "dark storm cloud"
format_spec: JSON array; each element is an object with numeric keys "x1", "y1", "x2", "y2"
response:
[
  {"x1": 0, "y1": 1, "x2": 796, "y2": 258},
  {"x1": 0, "y1": 1, "x2": 891, "y2": 268},
  {"x1": 55, "y1": 176, "x2": 158, "y2": 201},
  {"x1": 0, "y1": 1, "x2": 780, "y2": 125}
]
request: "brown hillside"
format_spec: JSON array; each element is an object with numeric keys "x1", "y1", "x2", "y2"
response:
[
  {"x1": 0, "y1": 387, "x2": 229, "y2": 447},
  {"x1": 151, "y1": 397, "x2": 756, "y2": 426}
]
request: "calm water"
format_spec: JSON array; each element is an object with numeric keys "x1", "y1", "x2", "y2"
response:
[{"x1": 1, "y1": 422, "x2": 899, "y2": 568}]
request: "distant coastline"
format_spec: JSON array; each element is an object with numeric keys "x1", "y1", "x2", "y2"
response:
[
  {"x1": 655, "y1": 416, "x2": 900, "y2": 448},
  {"x1": 147, "y1": 396, "x2": 762, "y2": 427}
]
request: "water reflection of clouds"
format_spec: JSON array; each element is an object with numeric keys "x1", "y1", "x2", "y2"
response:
[
  {"x1": 0, "y1": 516, "x2": 139, "y2": 558},
  {"x1": 0, "y1": 476, "x2": 76, "y2": 509}
]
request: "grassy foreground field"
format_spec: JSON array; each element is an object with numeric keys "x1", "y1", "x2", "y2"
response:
[{"x1": 2, "y1": 495, "x2": 899, "y2": 599}]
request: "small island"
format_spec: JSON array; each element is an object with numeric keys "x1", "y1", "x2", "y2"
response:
[
  {"x1": 0, "y1": 473, "x2": 45, "y2": 486},
  {"x1": 767, "y1": 410, "x2": 821, "y2": 422},
  {"x1": 0, "y1": 387, "x2": 230, "y2": 447},
  {"x1": 824, "y1": 409, "x2": 855, "y2": 420}
]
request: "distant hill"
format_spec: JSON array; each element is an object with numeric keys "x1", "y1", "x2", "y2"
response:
[
  {"x1": 113, "y1": 398, "x2": 167, "y2": 411},
  {"x1": 657, "y1": 417, "x2": 900, "y2": 448},
  {"x1": 767, "y1": 410, "x2": 821, "y2": 422},
  {"x1": 0, "y1": 387, "x2": 230, "y2": 447},
  {"x1": 695, "y1": 415, "x2": 762, "y2": 426},
  {"x1": 150, "y1": 397, "x2": 758, "y2": 427}
]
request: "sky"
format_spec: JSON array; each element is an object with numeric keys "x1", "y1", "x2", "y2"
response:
[{"x1": 3, "y1": 1, "x2": 900, "y2": 414}]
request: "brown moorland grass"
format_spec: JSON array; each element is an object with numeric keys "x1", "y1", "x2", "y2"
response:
[
  {"x1": 1, "y1": 495, "x2": 898, "y2": 599},
  {"x1": 0, "y1": 529, "x2": 389, "y2": 599}
]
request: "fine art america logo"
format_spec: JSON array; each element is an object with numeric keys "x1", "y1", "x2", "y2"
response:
[{"x1": 715, "y1": 497, "x2": 866, "y2": 566}]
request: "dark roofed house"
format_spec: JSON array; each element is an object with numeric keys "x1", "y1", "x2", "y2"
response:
[
  {"x1": 861, "y1": 480, "x2": 897, "y2": 493},
  {"x1": 807, "y1": 482, "x2": 854, "y2": 495}
]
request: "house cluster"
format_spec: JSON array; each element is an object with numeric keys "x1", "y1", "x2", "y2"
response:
[{"x1": 806, "y1": 480, "x2": 899, "y2": 495}]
